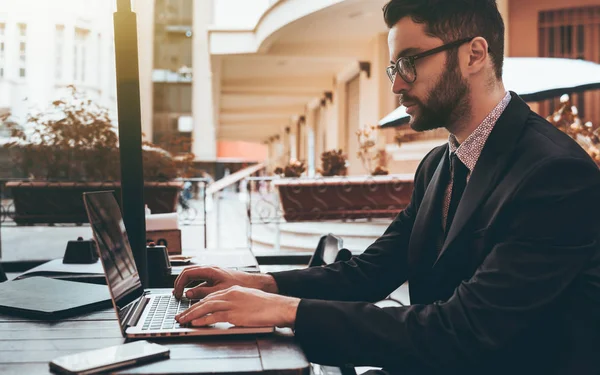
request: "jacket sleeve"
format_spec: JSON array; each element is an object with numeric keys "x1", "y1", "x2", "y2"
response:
[
  {"x1": 291, "y1": 157, "x2": 600, "y2": 369},
  {"x1": 268, "y1": 148, "x2": 440, "y2": 303}
]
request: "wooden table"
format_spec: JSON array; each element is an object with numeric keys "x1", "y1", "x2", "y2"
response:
[
  {"x1": 14, "y1": 248, "x2": 263, "y2": 286},
  {"x1": 0, "y1": 247, "x2": 310, "y2": 375},
  {"x1": 0, "y1": 308, "x2": 310, "y2": 375}
]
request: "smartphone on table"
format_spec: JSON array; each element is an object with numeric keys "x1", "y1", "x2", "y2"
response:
[{"x1": 49, "y1": 340, "x2": 170, "y2": 375}]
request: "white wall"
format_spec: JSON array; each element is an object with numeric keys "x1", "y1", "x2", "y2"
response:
[
  {"x1": 193, "y1": 0, "x2": 217, "y2": 161},
  {"x1": 133, "y1": 0, "x2": 155, "y2": 142}
]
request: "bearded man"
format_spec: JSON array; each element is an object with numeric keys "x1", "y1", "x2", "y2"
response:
[{"x1": 173, "y1": 1, "x2": 600, "y2": 374}]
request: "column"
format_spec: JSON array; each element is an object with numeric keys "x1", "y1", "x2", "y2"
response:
[
  {"x1": 192, "y1": 0, "x2": 217, "y2": 161},
  {"x1": 282, "y1": 126, "x2": 291, "y2": 164},
  {"x1": 265, "y1": 139, "x2": 274, "y2": 172},
  {"x1": 133, "y1": 0, "x2": 154, "y2": 142},
  {"x1": 330, "y1": 81, "x2": 345, "y2": 151},
  {"x1": 297, "y1": 116, "x2": 306, "y2": 162},
  {"x1": 375, "y1": 33, "x2": 393, "y2": 151},
  {"x1": 289, "y1": 120, "x2": 297, "y2": 161},
  {"x1": 496, "y1": 0, "x2": 509, "y2": 56},
  {"x1": 305, "y1": 108, "x2": 316, "y2": 176}
]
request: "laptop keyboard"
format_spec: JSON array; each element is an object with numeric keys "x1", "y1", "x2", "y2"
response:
[{"x1": 142, "y1": 295, "x2": 196, "y2": 331}]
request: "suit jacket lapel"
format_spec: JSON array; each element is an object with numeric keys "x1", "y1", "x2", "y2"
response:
[
  {"x1": 408, "y1": 145, "x2": 450, "y2": 271},
  {"x1": 434, "y1": 92, "x2": 532, "y2": 265}
]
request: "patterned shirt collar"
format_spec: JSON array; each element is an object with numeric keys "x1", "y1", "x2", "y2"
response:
[{"x1": 448, "y1": 92, "x2": 512, "y2": 171}]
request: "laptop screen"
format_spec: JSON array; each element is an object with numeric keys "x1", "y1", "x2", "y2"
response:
[{"x1": 83, "y1": 191, "x2": 143, "y2": 324}]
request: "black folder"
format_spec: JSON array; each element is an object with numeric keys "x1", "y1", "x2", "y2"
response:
[{"x1": 0, "y1": 276, "x2": 111, "y2": 320}]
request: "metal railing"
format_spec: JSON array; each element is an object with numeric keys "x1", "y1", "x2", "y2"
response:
[
  {"x1": 205, "y1": 163, "x2": 266, "y2": 248},
  {"x1": 0, "y1": 177, "x2": 211, "y2": 260},
  {"x1": 242, "y1": 174, "x2": 412, "y2": 252},
  {"x1": 173, "y1": 177, "x2": 210, "y2": 249},
  {"x1": 243, "y1": 176, "x2": 284, "y2": 251}
]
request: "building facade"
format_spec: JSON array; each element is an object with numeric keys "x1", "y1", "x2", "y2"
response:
[
  {"x1": 135, "y1": 0, "x2": 269, "y2": 165},
  {"x1": 133, "y1": 0, "x2": 599, "y2": 175},
  {"x1": 0, "y1": 0, "x2": 117, "y2": 129},
  {"x1": 508, "y1": 0, "x2": 600, "y2": 127},
  {"x1": 206, "y1": 0, "x2": 510, "y2": 175}
]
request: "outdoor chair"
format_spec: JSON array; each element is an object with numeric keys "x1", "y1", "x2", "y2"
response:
[
  {"x1": 309, "y1": 234, "x2": 356, "y2": 375},
  {"x1": 0, "y1": 263, "x2": 7, "y2": 283},
  {"x1": 309, "y1": 234, "x2": 407, "y2": 375},
  {"x1": 308, "y1": 233, "x2": 351, "y2": 267},
  {"x1": 310, "y1": 234, "x2": 405, "y2": 307}
]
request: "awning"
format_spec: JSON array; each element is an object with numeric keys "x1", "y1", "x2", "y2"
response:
[{"x1": 379, "y1": 57, "x2": 600, "y2": 128}]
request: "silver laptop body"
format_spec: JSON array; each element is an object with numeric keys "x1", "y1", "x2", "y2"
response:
[{"x1": 83, "y1": 191, "x2": 274, "y2": 338}]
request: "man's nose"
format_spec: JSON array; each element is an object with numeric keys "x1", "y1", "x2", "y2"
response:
[{"x1": 391, "y1": 73, "x2": 410, "y2": 95}]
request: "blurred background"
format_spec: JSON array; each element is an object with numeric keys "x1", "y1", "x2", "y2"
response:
[{"x1": 0, "y1": 0, "x2": 599, "y2": 264}]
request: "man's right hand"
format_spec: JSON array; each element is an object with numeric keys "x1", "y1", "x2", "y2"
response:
[{"x1": 172, "y1": 266, "x2": 278, "y2": 299}]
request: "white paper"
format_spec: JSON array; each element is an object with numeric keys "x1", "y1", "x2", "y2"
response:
[
  {"x1": 179, "y1": 249, "x2": 258, "y2": 268},
  {"x1": 145, "y1": 212, "x2": 179, "y2": 231}
]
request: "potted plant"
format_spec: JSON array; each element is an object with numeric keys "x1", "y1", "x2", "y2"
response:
[
  {"x1": 318, "y1": 149, "x2": 348, "y2": 177},
  {"x1": 356, "y1": 124, "x2": 392, "y2": 176},
  {"x1": 273, "y1": 159, "x2": 306, "y2": 178},
  {"x1": 274, "y1": 144, "x2": 412, "y2": 222},
  {"x1": 546, "y1": 94, "x2": 600, "y2": 166},
  {"x1": 3, "y1": 86, "x2": 185, "y2": 225}
]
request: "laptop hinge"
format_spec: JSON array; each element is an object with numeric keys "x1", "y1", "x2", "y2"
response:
[{"x1": 125, "y1": 296, "x2": 150, "y2": 328}]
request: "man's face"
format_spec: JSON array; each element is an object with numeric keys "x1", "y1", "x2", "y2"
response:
[{"x1": 388, "y1": 17, "x2": 471, "y2": 132}]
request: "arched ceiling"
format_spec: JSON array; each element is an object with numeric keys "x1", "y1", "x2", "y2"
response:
[{"x1": 215, "y1": 0, "x2": 389, "y2": 142}]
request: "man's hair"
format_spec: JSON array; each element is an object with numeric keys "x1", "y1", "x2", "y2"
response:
[{"x1": 383, "y1": 0, "x2": 505, "y2": 79}]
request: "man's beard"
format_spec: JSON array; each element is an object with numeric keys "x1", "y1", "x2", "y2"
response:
[{"x1": 405, "y1": 57, "x2": 471, "y2": 132}]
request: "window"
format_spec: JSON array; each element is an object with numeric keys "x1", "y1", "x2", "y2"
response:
[
  {"x1": 55, "y1": 25, "x2": 64, "y2": 80},
  {"x1": 109, "y1": 39, "x2": 115, "y2": 97},
  {"x1": 153, "y1": 0, "x2": 193, "y2": 71},
  {"x1": 345, "y1": 75, "x2": 360, "y2": 174},
  {"x1": 17, "y1": 23, "x2": 26, "y2": 78},
  {"x1": 539, "y1": 6, "x2": 600, "y2": 125},
  {"x1": 152, "y1": 82, "x2": 192, "y2": 152},
  {"x1": 74, "y1": 28, "x2": 89, "y2": 82},
  {"x1": 97, "y1": 33, "x2": 102, "y2": 85},
  {"x1": 153, "y1": 83, "x2": 192, "y2": 113},
  {"x1": 0, "y1": 23, "x2": 5, "y2": 78},
  {"x1": 155, "y1": 0, "x2": 193, "y2": 26}
]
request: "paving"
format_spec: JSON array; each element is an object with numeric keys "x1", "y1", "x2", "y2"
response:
[
  {"x1": 0, "y1": 195, "x2": 248, "y2": 261},
  {"x1": 0, "y1": 193, "x2": 410, "y2": 304}
]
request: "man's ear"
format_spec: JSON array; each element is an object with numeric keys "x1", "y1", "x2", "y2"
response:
[{"x1": 465, "y1": 36, "x2": 489, "y2": 74}]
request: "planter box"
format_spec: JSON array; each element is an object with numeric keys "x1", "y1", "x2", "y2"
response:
[
  {"x1": 6, "y1": 181, "x2": 183, "y2": 225},
  {"x1": 274, "y1": 174, "x2": 414, "y2": 222}
]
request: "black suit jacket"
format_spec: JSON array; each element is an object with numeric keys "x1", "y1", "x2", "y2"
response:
[{"x1": 271, "y1": 93, "x2": 600, "y2": 375}]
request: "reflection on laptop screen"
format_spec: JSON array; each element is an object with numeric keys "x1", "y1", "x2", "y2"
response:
[{"x1": 83, "y1": 192, "x2": 142, "y2": 310}]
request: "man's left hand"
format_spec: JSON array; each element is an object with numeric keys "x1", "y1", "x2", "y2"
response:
[{"x1": 175, "y1": 285, "x2": 301, "y2": 328}]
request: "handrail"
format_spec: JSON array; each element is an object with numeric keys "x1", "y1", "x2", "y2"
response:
[{"x1": 206, "y1": 163, "x2": 266, "y2": 196}]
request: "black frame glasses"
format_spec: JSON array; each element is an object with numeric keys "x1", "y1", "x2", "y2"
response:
[{"x1": 386, "y1": 37, "x2": 476, "y2": 84}]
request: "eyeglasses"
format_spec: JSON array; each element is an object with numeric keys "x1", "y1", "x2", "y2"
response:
[{"x1": 386, "y1": 37, "x2": 476, "y2": 84}]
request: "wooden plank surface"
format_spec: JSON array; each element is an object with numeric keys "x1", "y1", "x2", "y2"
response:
[
  {"x1": 0, "y1": 337, "x2": 125, "y2": 351},
  {"x1": 119, "y1": 357, "x2": 264, "y2": 374},
  {"x1": 0, "y1": 320, "x2": 118, "y2": 330},
  {"x1": 257, "y1": 330, "x2": 310, "y2": 375},
  {"x1": 0, "y1": 310, "x2": 116, "y2": 322},
  {"x1": 0, "y1": 326, "x2": 124, "y2": 340},
  {"x1": 0, "y1": 307, "x2": 310, "y2": 375},
  {"x1": 0, "y1": 363, "x2": 49, "y2": 375},
  {"x1": 1, "y1": 248, "x2": 309, "y2": 375}
]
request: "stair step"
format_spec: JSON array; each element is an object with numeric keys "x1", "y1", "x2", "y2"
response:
[{"x1": 250, "y1": 221, "x2": 388, "y2": 252}]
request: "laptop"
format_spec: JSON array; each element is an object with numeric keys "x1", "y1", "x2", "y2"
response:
[{"x1": 83, "y1": 191, "x2": 274, "y2": 338}]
